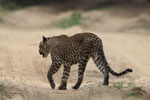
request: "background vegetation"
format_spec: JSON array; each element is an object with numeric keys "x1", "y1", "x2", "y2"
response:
[
  {"x1": 0, "y1": 0, "x2": 149, "y2": 10},
  {"x1": 0, "y1": 83, "x2": 5, "y2": 100},
  {"x1": 54, "y1": 12, "x2": 83, "y2": 28}
]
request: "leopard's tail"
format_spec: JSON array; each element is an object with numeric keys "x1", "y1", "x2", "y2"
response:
[
  {"x1": 93, "y1": 50, "x2": 133, "y2": 77},
  {"x1": 92, "y1": 37, "x2": 133, "y2": 77},
  {"x1": 109, "y1": 67, "x2": 133, "y2": 77}
]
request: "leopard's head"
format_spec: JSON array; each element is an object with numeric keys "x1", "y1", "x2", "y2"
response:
[{"x1": 39, "y1": 36, "x2": 51, "y2": 58}]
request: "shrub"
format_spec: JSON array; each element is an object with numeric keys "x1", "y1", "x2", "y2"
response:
[
  {"x1": 113, "y1": 82, "x2": 124, "y2": 89},
  {"x1": 55, "y1": 12, "x2": 83, "y2": 28}
]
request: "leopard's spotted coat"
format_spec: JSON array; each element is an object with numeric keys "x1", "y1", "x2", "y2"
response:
[{"x1": 39, "y1": 32, "x2": 132, "y2": 90}]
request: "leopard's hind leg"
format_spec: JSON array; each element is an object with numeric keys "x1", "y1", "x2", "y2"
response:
[
  {"x1": 72, "y1": 55, "x2": 89, "y2": 89},
  {"x1": 58, "y1": 65, "x2": 71, "y2": 90},
  {"x1": 92, "y1": 51, "x2": 110, "y2": 86}
]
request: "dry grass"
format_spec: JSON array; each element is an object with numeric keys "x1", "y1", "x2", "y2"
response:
[{"x1": 123, "y1": 87, "x2": 150, "y2": 100}]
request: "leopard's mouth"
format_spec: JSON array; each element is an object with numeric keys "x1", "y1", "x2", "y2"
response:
[{"x1": 39, "y1": 51, "x2": 48, "y2": 58}]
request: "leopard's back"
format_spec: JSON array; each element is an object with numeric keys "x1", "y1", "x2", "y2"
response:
[{"x1": 54, "y1": 33, "x2": 100, "y2": 64}]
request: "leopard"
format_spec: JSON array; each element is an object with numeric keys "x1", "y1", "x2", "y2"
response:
[{"x1": 39, "y1": 32, "x2": 133, "y2": 90}]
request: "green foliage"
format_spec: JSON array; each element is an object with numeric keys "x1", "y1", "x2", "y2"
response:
[
  {"x1": 0, "y1": 0, "x2": 22, "y2": 10},
  {"x1": 113, "y1": 82, "x2": 136, "y2": 89},
  {"x1": 143, "y1": 23, "x2": 150, "y2": 30},
  {"x1": 123, "y1": 92, "x2": 142, "y2": 99},
  {"x1": 54, "y1": 12, "x2": 83, "y2": 29},
  {"x1": 0, "y1": 10, "x2": 3, "y2": 22},
  {"x1": 0, "y1": 0, "x2": 50, "y2": 7},
  {"x1": 0, "y1": 7, "x2": 6, "y2": 22},
  {"x1": 113, "y1": 82, "x2": 124, "y2": 89},
  {"x1": 0, "y1": 83, "x2": 5, "y2": 93},
  {"x1": 0, "y1": 97, "x2": 3, "y2": 100},
  {"x1": 127, "y1": 83, "x2": 136, "y2": 89},
  {"x1": 0, "y1": 83, "x2": 4, "y2": 100},
  {"x1": 0, "y1": 0, "x2": 22, "y2": 21}
]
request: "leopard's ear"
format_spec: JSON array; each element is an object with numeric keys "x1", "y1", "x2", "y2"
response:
[{"x1": 43, "y1": 36, "x2": 47, "y2": 42}]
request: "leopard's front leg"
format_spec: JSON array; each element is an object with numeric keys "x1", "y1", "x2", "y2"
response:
[{"x1": 47, "y1": 61, "x2": 61, "y2": 89}]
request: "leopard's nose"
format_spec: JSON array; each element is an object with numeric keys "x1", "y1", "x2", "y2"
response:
[{"x1": 39, "y1": 51, "x2": 42, "y2": 55}]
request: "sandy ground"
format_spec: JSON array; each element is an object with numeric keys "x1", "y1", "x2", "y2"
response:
[{"x1": 0, "y1": 3, "x2": 150, "y2": 100}]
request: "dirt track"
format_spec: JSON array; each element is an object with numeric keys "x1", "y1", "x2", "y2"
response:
[
  {"x1": 0, "y1": 26, "x2": 150, "y2": 100},
  {"x1": 0, "y1": 3, "x2": 150, "y2": 100}
]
